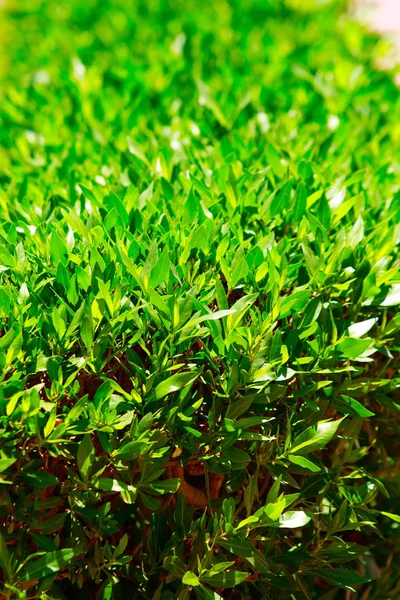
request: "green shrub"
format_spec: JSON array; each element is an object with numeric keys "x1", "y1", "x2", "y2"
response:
[{"x1": 1, "y1": 0, "x2": 400, "y2": 598}]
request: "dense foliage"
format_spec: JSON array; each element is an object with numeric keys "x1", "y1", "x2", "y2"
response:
[{"x1": 1, "y1": 0, "x2": 400, "y2": 598}]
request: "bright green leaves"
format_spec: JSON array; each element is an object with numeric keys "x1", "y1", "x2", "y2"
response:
[
  {"x1": 270, "y1": 178, "x2": 294, "y2": 217},
  {"x1": 179, "y1": 309, "x2": 234, "y2": 332},
  {"x1": 289, "y1": 418, "x2": 344, "y2": 455},
  {"x1": 179, "y1": 223, "x2": 212, "y2": 266},
  {"x1": 152, "y1": 369, "x2": 201, "y2": 401},
  {"x1": 1, "y1": 0, "x2": 400, "y2": 597},
  {"x1": 183, "y1": 187, "x2": 199, "y2": 223},
  {"x1": 280, "y1": 289, "x2": 310, "y2": 319},
  {"x1": 381, "y1": 512, "x2": 400, "y2": 524},
  {"x1": 333, "y1": 395, "x2": 375, "y2": 418},
  {"x1": 336, "y1": 337, "x2": 375, "y2": 360},
  {"x1": 0, "y1": 244, "x2": 15, "y2": 269},
  {"x1": 141, "y1": 240, "x2": 159, "y2": 290},
  {"x1": 182, "y1": 571, "x2": 200, "y2": 586},
  {"x1": 80, "y1": 313, "x2": 94, "y2": 350},
  {"x1": 347, "y1": 216, "x2": 364, "y2": 249},
  {"x1": 150, "y1": 246, "x2": 170, "y2": 288},
  {"x1": 141, "y1": 241, "x2": 171, "y2": 290},
  {"x1": 50, "y1": 231, "x2": 69, "y2": 266},
  {"x1": 77, "y1": 435, "x2": 95, "y2": 479},
  {"x1": 288, "y1": 455, "x2": 321, "y2": 472},
  {"x1": 145, "y1": 479, "x2": 181, "y2": 494},
  {"x1": 264, "y1": 497, "x2": 286, "y2": 520},
  {"x1": 293, "y1": 183, "x2": 307, "y2": 222},
  {"x1": 226, "y1": 293, "x2": 258, "y2": 330},
  {"x1": 266, "y1": 144, "x2": 286, "y2": 179},
  {"x1": 52, "y1": 305, "x2": 67, "y2": 340}
]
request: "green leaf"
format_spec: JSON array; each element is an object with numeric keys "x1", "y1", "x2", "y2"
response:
[
  {"x1": 0, "y1": 245, "x2": 15, "y2": 268},
  {"x1": 223, "y1": 447, "x2": 250, "y2": 469},
  {"x1": 206, "y1": 562, "x2": 235, "y2": 577},
  {"x1": 115, "y1": 441, "x2": 148, "y2": 460},
  {"x1": 264, "y1": 498, "x2": 286, "y2": 520},
  {"x1": 115, "y1": 533, "x2": 128, "y2": 557},
  {"x1": 77, "y1": 435, "x2": 95, "y2": 478},
  {"x1": 381, "y1": 512, "x2": 400, "y2": 523},
  {"x1": 348, "y1": 318, "x2": 377, "y2": 338},
  {"x1": 271, "y1": 178, "x2": 294, "y2": 217},
  {"x1": 280, "y1": 290, "x2": 310, "y2": 318},
  {"x1": 231, "y1": 257, "x2": 249, "y2": 287},
  {"x1": 334, "y1": 395, "x2": 375, "y2": 418},
  {"x1": 182, "y1": 571, "x2": 200, "y2": 586},
  {"x1": 184, "y1": 187, "x2": 199, "y2": 223},
  {"x1": 201, "y1": 570, "x2": 248, "y2": 588},
  {"x1": 266, "y1": 143, "x2": 285, "y2": 178},
  {"x1": 293, "y1": 183, "x2": 307, "y2": 221},
  {"x1": 164, "y1": 555, "x2": 187, "y2": 577},
  {"x1": 290, "y1": 418, "x2": 344, "y2": 455},
  {"x1": 153, "y1": 370, "x2": 201, "y2": 400},
  {"x1": 179, "y1": 309, "x2": 234, "y2": 332},
  {"x1": 50, "y1": 231, "x2": 69, "y2": 266},
  {"x1": 145, "y1": 479, "x2": 182, "y2": 494},
  {"x1": 196, "y1": 587, "x2": 224, "y2": 600},
  {"x1": 23, "y1": 471, "x2": 59, "y2": 488},
  {"x1": 19, "y1": 548, "x2": 80, "y2": 583},
  {"x1": 0, "y1": 533, "x2": 13, "y2": 583},
  {"x1": 288, "y1": 455, "x2": 321, "y2": 472},
  {"x1": 347, "y1": 216, "x2": 364, "y2": 249},
  {"x1": 226, "y1": 394, "x2": 254, "y2": 420},
  {"x1": 33, "y1": 512, "x2": 67, "y2": 535},
  {"x1": 278, "y1": 511, "x2": 312, "y2": 528},
  {"x1": 93, "y1": 478, "x2": 134, "y2": 493},
  {"x1": 0, "y1": 457, "x2": 17, "y2": 473},
  {"x1": 30, "y1": 533, "x2": 56, "y2": 553},
  {"x1": 226, "y1": 293, "x2": 258, "y2": 330},
  {"x1": 215, "y1": 278, "x2": 228, "y2": 311},
  {"x1": 218, "y1": 538, "x2": 256, "y2": 558},
  {"x1": 80, "y1": 314, "x2": 94, "y2": 350},
  {"x1": 150, "y1": 246, "x2": 170, "y2": 288},
  {"x1": 305, "y1": 567, "x2": 371, "y2": 591},
  {"x1": 97, "y1": 580, "x2": 114, "y2": 600},
  {"x1": 382, "y1": 284, "x2": 400, "y2": 307},
  {"x1": 337, "y1": 337, "x2": 373, "y2": 359},
  {"x1": 267, "y1": 476, "x2": 282, "y2": 504},
  {"x1": 0, "y1": 326, "x2": 17, "y2": 351}
]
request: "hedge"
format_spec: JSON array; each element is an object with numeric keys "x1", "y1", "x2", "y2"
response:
[{"x1": 1, "y1": 0, "x2": 400, "y2": 598}]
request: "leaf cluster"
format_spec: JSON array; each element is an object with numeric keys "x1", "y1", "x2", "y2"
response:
[{"x1": 1, "y1": 0, "x2": 400, "y2": 598}]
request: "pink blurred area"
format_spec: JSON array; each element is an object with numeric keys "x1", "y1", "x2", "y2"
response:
[
  {"x1": 356, "y1": 0, "x2": 400, "y2": 83},
  {"x1": 372, "y1": 0, "x2": 400, "y2": 32},
  {"x1": 361, "y1": 0, "x2": 400, "y2": 33}
]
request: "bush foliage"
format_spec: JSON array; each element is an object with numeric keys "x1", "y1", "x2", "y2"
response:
[{"x1": 1, "y1": 0, "x2": 400, "y2": 598}]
